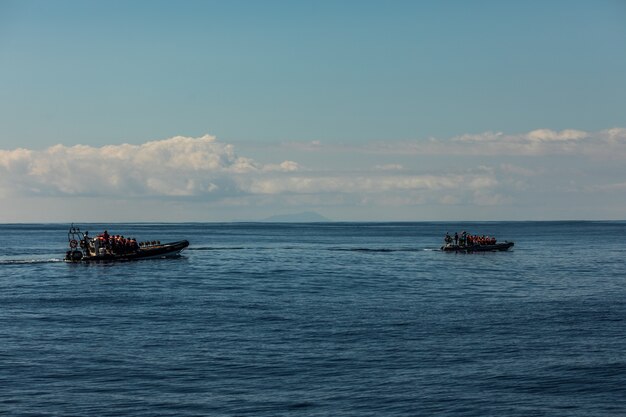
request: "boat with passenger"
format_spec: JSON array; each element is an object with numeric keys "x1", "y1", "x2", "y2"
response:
[
  {"x1": 64, "y1": 224, "x2": 189, "y2": 262},
  {"x1": 440, "y1": 231, "x2": 514, "y2": 252},
  {"x1": 441, "y1": 241, "x2": 514, "y2": 252}
]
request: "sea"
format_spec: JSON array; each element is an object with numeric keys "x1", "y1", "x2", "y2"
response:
[{"x1": 1, "y1": 221, "x2": 625, "y2": 416}]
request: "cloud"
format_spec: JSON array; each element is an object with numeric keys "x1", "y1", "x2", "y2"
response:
[
  {"x1": 455, "y1": 129, "x2": 588, "y2": 143},
  {"x1": 0, "y1": 135, "x2": 302, "y2": 198},
  {"x1": 262, "y1": 160, "x2": 300, "y2": 172},
  {"x1": 591, "y1": 181, "x2": 626, "y2": 192},
  {"x1": 525, "y1": 129, "x2": 587, "y2": 142},
  {"x1": 374, "y1": 164, "x2": 404, "y2": 171},
  {"x1": 234, "y1": 170, "x2": 499, "y2": 204},
  {"x1": 366, "y1": 128, "x2": 626, "y2": 157},
  {"x1": 281, "y1": 140, "x2": 326, "y2": 151},
  {"x1": 3, "y1": 129, "x2": 624, "y2": 221},
  {"x1": 0, "y1": 134, "x2": 510, "y2": 211}
]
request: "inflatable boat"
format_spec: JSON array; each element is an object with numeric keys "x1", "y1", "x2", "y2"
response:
[
  {"x1": 64, "y1": 224, "x2": 189, "y2": 262},
  {"x1": 441, "y1": 241, "x2": 514, "y2": 252}
]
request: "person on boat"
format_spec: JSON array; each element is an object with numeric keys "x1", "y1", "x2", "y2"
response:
[
  {"x1": 103, "y1": 230, "x2": 110, "y2": 242},
  {"x1": 444, "y1": 232, "x2": 452, "y2": 245},
  {"x1": 460, "y1": 231, "x2": 467, "y2": 247},
  {"x1": 454, "y1": 232, "x2": 458, "y2": 245},
  {"x1": 80, "y1": 231, "x2": 92, "y2": 255},
  {"x1": 94, "y1": 236, "x2": 101, "y2": 255}
]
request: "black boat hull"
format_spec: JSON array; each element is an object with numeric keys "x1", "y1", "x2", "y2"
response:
[
  {"x1": 65, "y1": 240, "x2": 189, "y2": 262},
  {"x1": 441, "y1": 241, "x2": 514, "y2": 252}
]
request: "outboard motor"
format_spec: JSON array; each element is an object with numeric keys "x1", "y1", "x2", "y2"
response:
[{"x1": 65, "y1": 250, "x2": 83, "y2": 262}]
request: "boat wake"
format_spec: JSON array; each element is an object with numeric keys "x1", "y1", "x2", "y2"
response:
[
  {"x1": 187, "y1": 246, "x2": 247, "y2": 251},
  {"x1": 0, "y1": 258, "x2": 63, "y2": 265},
  {"x1": 188, "y1": 246, "x2": 428, "y2": 253},
  {"x1": 327, "y1": 247, "x2": 423, "y2": 253}
]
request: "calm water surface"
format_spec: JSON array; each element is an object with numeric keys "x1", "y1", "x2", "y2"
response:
[{"x1": 1, "y1": 222, "x2": 625, "y2": 416}]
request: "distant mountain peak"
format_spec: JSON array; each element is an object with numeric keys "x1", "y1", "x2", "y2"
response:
[{"x1": 260, "y1": 211, "x2": 331, "y2": 223}]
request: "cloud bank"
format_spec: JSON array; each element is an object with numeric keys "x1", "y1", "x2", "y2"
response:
[
  {"x1": 1, "y1": 129, "x2": 625, "y2": 220},
  {"x1": 0, "y1": 135, "x2": 299, "y2": 198},
  {"x1": 0, "y1": 134, "x2": 503, "y2": 203}
]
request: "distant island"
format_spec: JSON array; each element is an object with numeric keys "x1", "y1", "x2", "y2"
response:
[{"x1": 259, "y1": 211, "x2": 332, "y2": 223}]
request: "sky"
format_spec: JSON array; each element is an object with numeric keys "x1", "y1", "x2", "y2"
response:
[{"x1": 1, "y1": 0, "x2": 625, "y2": 222}]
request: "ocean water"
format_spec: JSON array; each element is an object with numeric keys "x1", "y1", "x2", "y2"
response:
[{"x1": 1, "y1": 222, "x2": 625, "y2": 416}]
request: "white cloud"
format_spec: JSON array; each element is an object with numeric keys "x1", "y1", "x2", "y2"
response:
[
  {"x1": 366, "y1": 128, "x2": 626, "y2": 157},
  {"x1": 2, "y1": 129, "x2": 624, "y2": 221},
  {"x1": 604, "y1": 128, "x2": 626, "y2": 141},
  {"x1": 374, "y1": 164, "x2": 404, "y2": 171},
  {"x1": 0, "y1": 135, "x2": 505, "y2": 200},
  {"x1": 454, "y1": 129, "x2": 588, "y2": 143},
  {"x1": 0, "y1": 135, "x2": 298, "y2": 198},
  {"x1": 454, "y1": 131, "x2": 505, "y2": 143},
  {"x1": 262, "y1": 160, "x2": 300, "y2": 172},
  {"x1": 238, "y1": 172, "x2": 497, "y2": 197},
  {"x1": 0, "y1": 134, "x2": 508, "y2": 213},
  {"x1": 525, "y1": 129, "x2": 587, "y2": 142},
  {"x1": 454, "y1": 129, "x2": 589, "y2": 143}
]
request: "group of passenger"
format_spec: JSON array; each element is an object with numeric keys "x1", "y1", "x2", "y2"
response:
[
  {"x1": 96, "y1": 230, "x2": 140, "y2": 254},
  {"x1": 444, "y1": 231, "x2": 497, "y2": 247},
  {"x1": 81, "y1": 230, "x2": 157, "y2": 256}
]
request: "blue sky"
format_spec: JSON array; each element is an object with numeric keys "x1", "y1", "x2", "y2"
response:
[{"x1": 1, "y1": 1, "x2": 625, "y2": 221}]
